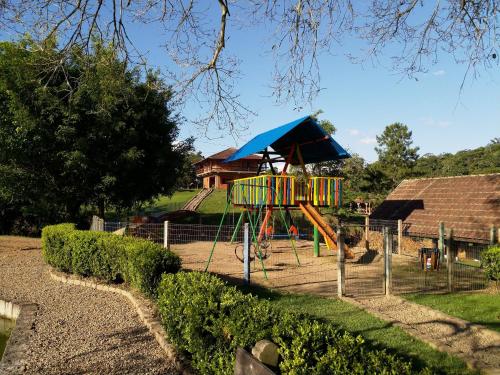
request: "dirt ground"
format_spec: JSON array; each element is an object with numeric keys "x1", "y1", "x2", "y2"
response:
[
  {"x1": 172, "y1": 239, "x2": 487, "y2": 298},
  {"x1": 172, "y1": 240, "x2": 396, "y2": 297}
]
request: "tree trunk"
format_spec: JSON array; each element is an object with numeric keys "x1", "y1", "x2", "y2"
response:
[{"x1": 98, "y1": 199, "x2": 105, "y2": 220}]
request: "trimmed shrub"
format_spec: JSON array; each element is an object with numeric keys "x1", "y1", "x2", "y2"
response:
[
  {"x1": 122, "y1": 238, "x2": 181, "y2": 297},
  {"x1": 41, "y1": 223, "x2": 76, "y2": 272},
  {"x1": 42, "y1": 224, "x2": 181, "y2": 296},
  {"x1": 157, "y1": 271, "x2": 422, "y2": 375},
  {"x1": 481, "y1": 246, "x2": 500, "y2": 281}
]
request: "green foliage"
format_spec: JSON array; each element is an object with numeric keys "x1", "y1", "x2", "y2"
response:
[
  {"x1": 157, "y1": 271, "x2": 422, "y2": 375},
  {"x1": 481, "y1": 246, "x2": 500, "y2": 281},
  {"x1": 41, "y1": 224, "x2": 181, "y2": 297},
  {"x1": 41, "y1": 223, "x2": 77, "y2": 273},
  {"x1": 414, "y1": 143, "x2": 500, "y2": 178},
  {"x1": 375, "y1": 123, "x2": 419, "y2": 186},
  {"x1": 175, "y1": 146, "x2": 204, "y2": 189},
  {"x1": 0, "y1": 37, "x2": 186, "y2": 234}
]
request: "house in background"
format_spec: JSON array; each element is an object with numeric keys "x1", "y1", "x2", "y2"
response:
[
  {"x1": 194, "y1": 147, "x2": 261, "y2": 189},
  {"x1": 370, "y1": 173, "x2": 500, "y2": 247}
]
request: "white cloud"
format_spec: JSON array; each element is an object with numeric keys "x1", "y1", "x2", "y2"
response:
[
  {"x1": 349, "y1": 129, "x2": 361, "y2": 136},
  {"x1": 359, "y1": 137, "x2": 377, "y2": 145},
  {"x1": 421, "y1": 117, "x2": 451, "y2": 128},
  {"x1": 432, "y1": 69, "x2": 446, "y2": 76}
]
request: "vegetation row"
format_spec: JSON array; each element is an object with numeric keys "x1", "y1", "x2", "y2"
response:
[
  {"x1": 156, "y1": 271, "x2": 430, "y2": 374},
  {"x1": 41, "y1": 224, "x2": 181, "y2": 297},
  {"x1": 481, "y1": 246, "x2": 500, "y2": 282}
]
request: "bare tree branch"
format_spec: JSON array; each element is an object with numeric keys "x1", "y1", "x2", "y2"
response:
[{"x1": 0, "y1": 1, "x2": 497, "y2": 136}]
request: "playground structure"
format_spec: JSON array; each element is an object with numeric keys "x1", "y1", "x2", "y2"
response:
[{"x1": 205, "y1": 115, "x2": 355, "y2": 278}]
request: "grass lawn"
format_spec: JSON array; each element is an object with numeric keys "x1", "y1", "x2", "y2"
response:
[
  {"x1": 141, "y1": 189, "x2": 200, "y2": 215},
  {"x1": 105, "y1": 189, "x2": 201, "y2": 220},
  {"x1": 239, "y1": 286, "x2": 476, "y2": 375},
  {"x1": 404, "y1": 292, "x2": 500, "y2": 332},
  {"x1": 197, "y1": 189, "x2": 229, "y2": 214},
  {"x1": 195, "y1": 189, "x2": 243, "y2": 224}
]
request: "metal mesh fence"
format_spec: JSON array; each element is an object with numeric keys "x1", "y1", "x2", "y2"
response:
[
  {"x1": 169, "y1": 223, "x2": 338, "y2": 295},
  {"x1": 391, "y1": 231, "x2": 489, "y2": 294},
  {"x1": 96, "y1": 219, "x2": 492, "y2": 298},
  {"x1": 342, "y1": 223, "x2": 386, "y2": 297},
  {"x1": 103, "y1": 222, "x2": 165, "y2": 244},
  {"x1": 342, "y1": 221, "x2": 490, "y2": 296}
]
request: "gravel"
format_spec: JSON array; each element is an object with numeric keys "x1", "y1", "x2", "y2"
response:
[
  {"x1": 354, "y1": 295, "x2": 500, "y2": 373},
  {"x1": 0, "y1": 236, "x2": 177, "y2": 375}
]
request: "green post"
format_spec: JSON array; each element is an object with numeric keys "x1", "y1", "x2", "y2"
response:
[
  {"x1": 313, "y1": 226, "x2": 320, "y2": 257},
  {"x1": 230, "y1": 211, "x2": 244, "y2": 243}
]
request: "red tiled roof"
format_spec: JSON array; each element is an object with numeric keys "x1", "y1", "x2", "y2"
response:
[
  {"x1": 194, "y1": 147, "x2": 261, "y2": 164},
  {"x1": 370, "y1": 174, "x2": 500, "y2": 242}
]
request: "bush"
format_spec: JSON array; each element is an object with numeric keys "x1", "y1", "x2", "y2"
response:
[
  {"x1": 41, "y1": 223, "x2": 76, "y2": 272},
  {"x1": 481, "y1": 246, "x2": 500, "y2": 281},
  {"x1": 157, "y1": 271, "x2": 422, "y2": 375},
  {"x1": 42, "y1": 224, "x2": 181, "y2": 297}
]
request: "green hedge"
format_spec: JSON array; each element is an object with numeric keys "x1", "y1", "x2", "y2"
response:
[
  {"x1": 481, "y1": 246, "x2": 500, "y2": 281},
  {"x1": 157, "y1": 272, "x2": 426, "y2": 375},
  {"x1": 42, "y1": 223, "x2": 181, "y2": 297}
]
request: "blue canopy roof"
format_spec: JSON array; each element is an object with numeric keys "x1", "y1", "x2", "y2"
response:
[{"x1": 224, "y1": 116, "x2": 350, "y2": 164}]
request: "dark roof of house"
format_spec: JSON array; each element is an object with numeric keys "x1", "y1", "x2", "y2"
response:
[
  {"x1": 194, "y1": 147, "x2": 261, "y2": 165},
  {"x1": 370, "y1": 174, "x2": 500, "y2": 242}
]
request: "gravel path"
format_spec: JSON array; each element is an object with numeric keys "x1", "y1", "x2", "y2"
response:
[
  {"x1": 0, "y1": 236, "x2": 177, "y2": 375},
  {"x1": 353, "y1": 295, "x2": 500, "y2": 374}
]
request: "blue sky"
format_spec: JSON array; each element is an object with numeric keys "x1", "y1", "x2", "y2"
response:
[
  {"x1": 136, "y1": 9, "x2": 498, "y2": 163},
  {"x1": 2, "y1": 5, "x2": 499, "y2": 162}
]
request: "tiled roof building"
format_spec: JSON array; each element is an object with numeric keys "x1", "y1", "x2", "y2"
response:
[{"x1": 370, "y1": 174, "x2": 500, "y2": 242}]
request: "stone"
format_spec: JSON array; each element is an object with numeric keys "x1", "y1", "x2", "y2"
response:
[
  {"x1": 251, "y1": 339, "x2": 279, "y2": 367},
  {"x1": 113, "y1": 227, "x2": 126, "y2": 236},
  {"x1": 234, "y1": 348, "x2": 276, "y2": 375}
]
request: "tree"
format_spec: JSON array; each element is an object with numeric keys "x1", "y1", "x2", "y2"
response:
[
  {"x1": 175, "y1": 144, "x2": 204, "y2": 189},
  {"x1": 0, "y1": 38, "x2": 185, "y2": 233},
  {"x1": 375, "y1": 123, "x2": 419, "y2": 185},
  {"x1": 1, "y1": 1, "x2": 496, "y2": 134}
]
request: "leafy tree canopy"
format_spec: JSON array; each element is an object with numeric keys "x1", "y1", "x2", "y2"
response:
[
  {"x1": 0, "y1": 37, "x2": 186, "y2": 233},
  {"x1": 375, "y1": 123, "x2": 419, "y2": 185}
]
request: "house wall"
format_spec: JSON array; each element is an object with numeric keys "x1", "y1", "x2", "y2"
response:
[
  {"x1": 197, "y1": 158, "x2": 260, "y2": 190},
  {"x1": 203, "y1": 172, "x2": 256, "y2": 189}
]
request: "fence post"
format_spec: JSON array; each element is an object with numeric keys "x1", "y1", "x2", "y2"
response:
[
  {"x1": 438, "y1": 221, "x2": 445, "y2": 264},
  {"x1": 397, "y1": 219, "x2": 402, "y2": 255},
  {"x1": 163, "y1": 221, "x2": 169, "y2": 250},
  {"x1": 384, "y1": 227, "x2": 393, "y2": 296},
  {"x1": 337, "y1": 227, "x2": 345, "y2": 298},
  {"x1": 447, "y1": 229, "x2": 454, "y2": 292},
  {"x1": 364, "y1": 216, "x2": 370, "y2": 250},
  {"x1": 243, "y1": 223, "x2": 250, "y2": 285},
  {"x1": 490, "y1": 225, "x2": 497, "y2": 245},
  {"x1": 313, "y1": 226, "x2": 320, "y2": 257}
]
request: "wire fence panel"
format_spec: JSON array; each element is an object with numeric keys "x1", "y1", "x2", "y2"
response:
[
  {"x1": 96, "y1": 220, "x2": 492, "y2": 298},
  {"x1": 254, "y1": 240, "x2": 338, "y2": 296},
  {"x1": 170, "y1": 223, "x2": 338, "y2": 296},
  {"x1": 103, "y1": 222, "x2": 165, "y2": 244},
  {"x1": 450, "y1": 242, "x2": 489, "y2": 292},
  {"x1": 341, "y1": 224, "x2": 386, "y2": 297},
  {"x1": 391, "y1": 232, "x2": 489, "y2": 294}
]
